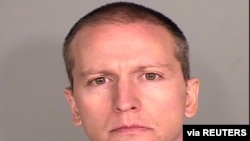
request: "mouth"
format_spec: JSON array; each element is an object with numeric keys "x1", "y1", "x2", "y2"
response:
[{"x1": 110, "y1": 125, "x2": 153, "y2": 135}]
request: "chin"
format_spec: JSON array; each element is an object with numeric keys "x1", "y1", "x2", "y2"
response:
[
  {"x1": 107, "y1": 136, "x2": 155, "y2": 141},
  {"x1": 103, "y1": 133, "x2": 166, "y2": 141}
]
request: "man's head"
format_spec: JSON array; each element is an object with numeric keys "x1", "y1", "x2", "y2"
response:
[
  {"x1": 63, "y1": 2, "x2": 190, "y2": 88},
  {"x1": 63, "y1": 2, "x2": 199, "y2": 141}
]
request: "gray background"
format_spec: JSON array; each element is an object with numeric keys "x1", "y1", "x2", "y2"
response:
[{"x1": 0, "y1": 0, "x2": 249, "y2": 141}]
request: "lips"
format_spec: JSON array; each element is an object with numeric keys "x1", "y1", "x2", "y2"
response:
[{"x1": 110, "y1": 125, "x2": 152, "y2": 134}]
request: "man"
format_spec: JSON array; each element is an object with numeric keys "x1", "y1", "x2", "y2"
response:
[{"x1": 62, "y1": 1, "x2": 199, "y2": 141}]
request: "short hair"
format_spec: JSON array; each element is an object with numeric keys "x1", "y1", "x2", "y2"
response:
[{"x1": 63, "y1": 1, "x2": 190, "y2": 88}]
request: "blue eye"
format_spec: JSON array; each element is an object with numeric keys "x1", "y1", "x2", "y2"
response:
[{"x1": 143, "y1": 73, "x2": 160, "y2": 80}]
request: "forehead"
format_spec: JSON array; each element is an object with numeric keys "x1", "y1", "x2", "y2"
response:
[
  {"x1": 71, "y1": 22, "x2": 176, "y2": 51},
  {"x1": 69, "y1": 22, "x2": 182, "y2": 77},
  {"x1": 70, "y1": 22, "x2": 180, "y2": 74}
]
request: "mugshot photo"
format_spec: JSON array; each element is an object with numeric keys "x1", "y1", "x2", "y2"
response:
[{"x1": 0, "y1": 0, "x2": 248, "y2": 141}]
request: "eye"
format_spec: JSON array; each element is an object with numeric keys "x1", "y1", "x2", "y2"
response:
[
  {"x1": 89, "y1": 77, "x2": 109, "y2": 85},
  {"x1": 142, "y1": 73, "x2": 161, "y2": 80}
]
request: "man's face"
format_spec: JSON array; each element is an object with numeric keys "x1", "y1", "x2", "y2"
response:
[{"x1": 65, "y1": 22, "x2": 199, "y2": 141}]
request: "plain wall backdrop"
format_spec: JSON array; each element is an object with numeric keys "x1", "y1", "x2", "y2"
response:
[{"x1": 0, "y1": 0, "x2": 249, "y2": 141}]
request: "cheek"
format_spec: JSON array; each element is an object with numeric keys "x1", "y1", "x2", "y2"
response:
[
  {"x1": 140, "y1": 84, "x2": 186, "y2": 138},
  {"x1": 74, "y1": 90, "x2": 110, "y2": 132},
  {"x1": 142, "y1": 82, "x2": 186, "y2": 107},
  {"x1": 141, "y1": 83, "x2": 186, "y2": 121}
]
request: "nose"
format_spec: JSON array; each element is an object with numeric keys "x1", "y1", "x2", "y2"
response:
[{"x1": 112, "y1": 80, "x2": 141, "y2": 113}]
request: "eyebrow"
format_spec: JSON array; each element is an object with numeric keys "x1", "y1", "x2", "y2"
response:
[
  {"x1": 134, "y1": 63, "x2": 173, "y2": 72},
  {"x1": 80, "y1": 69, "x2": 115, "y2": 78},
  {"x1": 80, "y1": 63, "x2": 173, "y2": 78}
]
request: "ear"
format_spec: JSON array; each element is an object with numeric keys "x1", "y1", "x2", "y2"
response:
[
  {"x1": 64, "y1": 88, "x2": 82, "y2": 126},
  {"x1": 184, "y1": 78, "x2": 200, "y2": 118}
]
